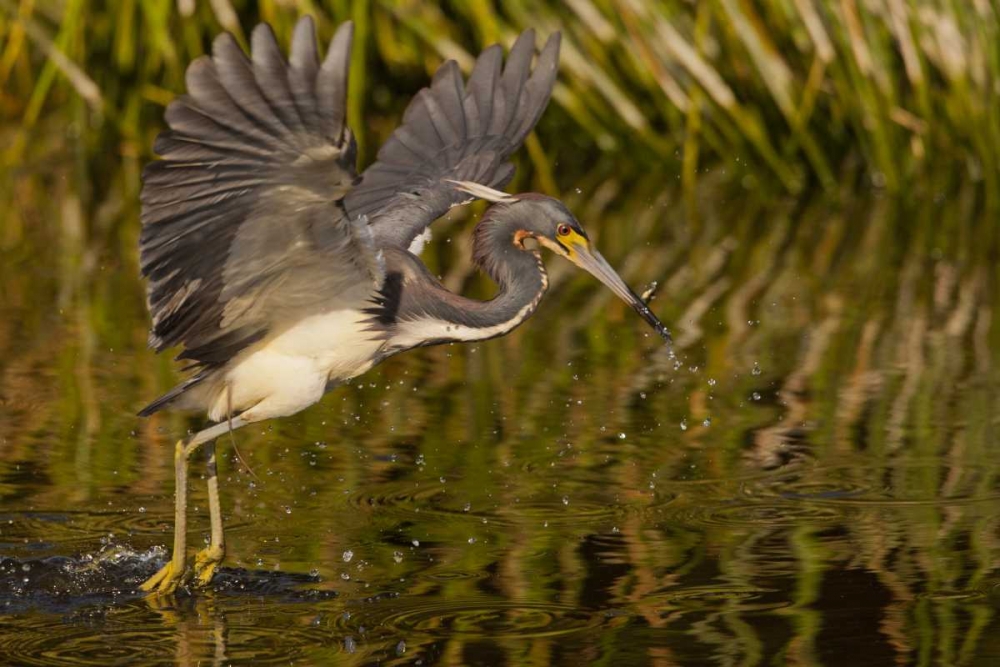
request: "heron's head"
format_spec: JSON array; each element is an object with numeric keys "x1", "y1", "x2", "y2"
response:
[{"x1": 455, "y1": 182, "x2": 671, "y2": 343}]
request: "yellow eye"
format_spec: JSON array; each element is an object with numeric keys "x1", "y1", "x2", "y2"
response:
[{"x1": 557, "y1": 223, "x2": 572, "y2": 237}]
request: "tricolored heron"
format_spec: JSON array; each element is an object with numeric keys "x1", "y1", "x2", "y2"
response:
[{"x1": 138, "y1": 16, "x2": 670, "y2": 595}]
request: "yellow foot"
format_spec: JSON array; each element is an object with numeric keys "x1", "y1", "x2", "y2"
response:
[
  {"x1": 193, "y1": 545, "x2": 225, "y2": 587},
  {"x1": 140, "y1": 558, "x2": 187, "y2": 596}
]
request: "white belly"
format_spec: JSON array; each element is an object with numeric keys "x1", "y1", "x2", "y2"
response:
[{"x1": 207, "y1": 307, "x2": 384, "y2": 422}]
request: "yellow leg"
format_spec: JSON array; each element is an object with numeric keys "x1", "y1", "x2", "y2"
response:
[
  {"x1": 141, "y1": 418, "x2": 245, "y2": 597},
  {"x1": 141, "y1": 438, "x2": 190, "y2": 595},
  {"x1": 193, "y1": 440, "x2": 225, "y2": 587}
]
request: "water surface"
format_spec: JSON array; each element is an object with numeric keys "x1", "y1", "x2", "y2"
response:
[{"x1": 1, "y1": 162, "x2": 998, "y2": 665}]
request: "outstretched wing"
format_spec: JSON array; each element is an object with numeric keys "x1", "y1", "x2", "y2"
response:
[
  {"x1": 344, "y1": 30, "x2": 561, "y2": 249},
  {"x1": 140, "y1": 18, "x2": 382, "y2": 369}
]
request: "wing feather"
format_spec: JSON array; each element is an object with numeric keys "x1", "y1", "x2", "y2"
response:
[
  {"x1": 288, "y1": 19, "x2": 322, "y2": 133},
  {"x1": 466, "y1": 45, "x2": 503, "y2": 136},
  {"x1": 430, "y1": 62, "x2": 467, "y2": 140},
  {"x1": 251, "y1": 25, "x2": 307, "y2": 137},
  {"x1": 140, "y1": 17, "x2": 377, "y2": 379},
  {"x1": 316, "y1": 21, "x2": 352, "y2": 141},
  {"x1": 345, "y1": 31, "x2": 561, "y2": 249}
]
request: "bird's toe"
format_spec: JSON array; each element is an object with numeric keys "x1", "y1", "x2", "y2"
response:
[
  {"x1": 193, "y1": 546, "x2": 225, "y2": 587},
  {"x1": 140, "y1": 559, "x2": 187, "y2": 596}
]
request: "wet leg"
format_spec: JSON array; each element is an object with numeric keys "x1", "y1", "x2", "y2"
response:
[
  {"x1": 141, "y1": 418, "x2": 245, "y2": 595},
  {"x1": 194, "y1": 440, "x2": 225, "y2": 586},
  {"x1": 141, "y1": 438, "x2": 190, "y2": 595}
]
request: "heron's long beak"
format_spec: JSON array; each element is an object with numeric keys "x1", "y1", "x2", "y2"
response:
[{"x1": 566, "y1": 239, "x2": 672, "y2": 344}]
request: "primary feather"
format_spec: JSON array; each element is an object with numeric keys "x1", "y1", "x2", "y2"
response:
[{"x1": 140, "y1": 18, "x2": 371, "y2": 373}]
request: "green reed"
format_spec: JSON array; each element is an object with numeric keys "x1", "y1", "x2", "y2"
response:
[{"x1": 2, "y1": 1, "x2": 998, "y2": 213}]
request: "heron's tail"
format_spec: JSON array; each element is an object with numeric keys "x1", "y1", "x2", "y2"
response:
[{"x1": 137, "y1": 372, "x2": 208, "y2": 417}]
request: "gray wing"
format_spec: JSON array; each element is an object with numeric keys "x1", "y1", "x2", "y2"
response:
[
  {"x1": 140, "y1": 18, "x2": 381, "y2": 368},
  {"x1": 344, "y1": 30, "x2": 561, "y2": 249}
]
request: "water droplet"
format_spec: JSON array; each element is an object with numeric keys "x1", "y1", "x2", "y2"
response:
[
  {"x1": 707, "y1": 378, "x2": 716, "y2": 387},
  {"x1": 463, "y1": 502, "x2": 471, "y2": 512},
  {"x1": 562, "y1": 495, "x2": 570, "y2": 506},
  {"x1": 467, "y1": 537, "x2": 477, "y2": 544},
  {"x1": 751, "y1": 392, "x2": 761, "y2": 401},
  {"x1": 344, "y1": 637, "x2": 357, "y2": 653},
  {"x1": 751, "y1": 362, "x2": 762, "y2": 376},
  {"x1": 138, "y1": 507, "x2": 146, "y2": 513},
  {"x1": 412, "y1": 539, "x2": 420, "y2": 547},
  {"x1": 285, "y1": 506, "x2": 292, "y2": 515},
  {"x1": 680, "y1": 419, "x2": 688, "y2": 431},
  {"x1": 396, "y1": 640, "x2": 407, "y2": 656},
  {"x1": 340, "y1": 572, "x2": 351, "y2": 580},
  {"x1": 342, "y1": 550, "x2": 354, "y2": 563},
  {"x1": 617, "y1": 432, "x2": 626, "y2": 440},
  {"x1": 393, "y1": 551, "x2": 403, "y2": 564},
  {"x1": 702, "y1": 417, "x2": 712, "y2": 427},
  {"x1": 611, "y1": 526, "x2": 621, "y2": 534}
]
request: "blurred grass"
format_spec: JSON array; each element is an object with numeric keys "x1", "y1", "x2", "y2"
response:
[{"x1": 1, "y1": 0, "x2": 998, "y2": 224}]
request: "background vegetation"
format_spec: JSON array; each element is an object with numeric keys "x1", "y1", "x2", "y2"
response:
[{"x1": 3, "y1": 0, "x2": 1000, "y2": 214}]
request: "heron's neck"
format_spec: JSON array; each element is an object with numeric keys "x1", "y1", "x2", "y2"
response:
[
  {"x1": 469, "y1": 212, "x2": 550, "y2": 332},
  {"x1": 378, "y1": 214, "x2": 548, "y2": 350}
]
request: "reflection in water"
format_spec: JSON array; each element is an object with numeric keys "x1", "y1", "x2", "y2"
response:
[{"x1": 2, "y1": 132, "x2": 999, "y2": 665}]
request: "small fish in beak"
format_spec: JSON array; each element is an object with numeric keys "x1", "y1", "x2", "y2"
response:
[
  {"x1": 539, "y1": 225, "x2": 672, "y2": 344},
  {"x1": 569, "y1": 243, "x2": 672, "y2": 344}
]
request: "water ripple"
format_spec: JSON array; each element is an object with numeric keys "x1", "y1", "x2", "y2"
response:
[
  {"x1": 0, "y1": 510, "x2": 252, "y2": 554},
  {"x1": 0, "y1": 618, "x2": 177, "y2": 667},
  {"x1": 346, "y1": 480, "x2": 668, "y2": 528},
  {"x1": 665, "y1": 500, "x2": 845, "y2": 529},
  {"x1": 337, "y1": 596, "x2": 605, "y2": 640},
  {"x1": 0, "y1": 599, "x2": 346, "y2": 666},
  {"x1": 637, "y1": 585, "x2": 792, "y2": 615},
  {"x1": 744, "y1": 461, "x2": 1000, "y2": 506}
]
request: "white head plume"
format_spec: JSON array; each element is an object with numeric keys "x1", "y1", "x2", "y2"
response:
[{"x1": 446, "y1": 180, "x2": 516, "y2": 203}]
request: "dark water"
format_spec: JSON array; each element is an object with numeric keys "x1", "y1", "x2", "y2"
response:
[{"x1": 2, "y1": 167, "x2": 999, "y2": 665}]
